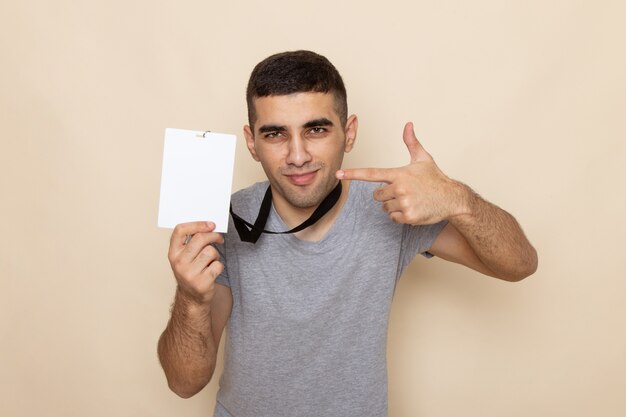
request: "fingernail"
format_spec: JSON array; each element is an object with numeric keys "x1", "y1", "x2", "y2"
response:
[
  {"x1": 206, "y1": 221, "x2": 215, "y2": 228},
  {"x1": 336, "y1": 170, "x2": 344, "y2": 179}
]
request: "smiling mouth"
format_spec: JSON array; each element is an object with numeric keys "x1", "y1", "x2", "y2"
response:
[{"x1": 285, "y1": 170, "x2": 319, "y2": 185}]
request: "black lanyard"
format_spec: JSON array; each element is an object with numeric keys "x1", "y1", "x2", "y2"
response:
[{"x1": 230, "y1": 181, "x2": 342, "y2": 243}]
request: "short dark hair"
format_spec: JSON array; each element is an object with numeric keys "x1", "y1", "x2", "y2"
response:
[{"x1": 246, "y1": 50, "x2": 348, "y2": 129}]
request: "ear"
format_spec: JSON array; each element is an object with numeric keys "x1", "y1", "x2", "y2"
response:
[
  {"x1": 343, "y1": 114, "x2": 358, "y2": 153},
  {"x1": 243, "y1": 125, "x2": 260, "y2": 161}
]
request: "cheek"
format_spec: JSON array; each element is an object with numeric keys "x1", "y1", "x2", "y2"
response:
[
  {"x1": 256, "y1": 146, "x2": 286, "y2": 169},
  {"x1": 318, "y1": 141, "x2": 346, "y2": 166}
]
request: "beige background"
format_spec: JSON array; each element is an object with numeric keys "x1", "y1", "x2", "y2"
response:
[{"x1": 1, "y1": 0, "x2": 625, "y2": 416}]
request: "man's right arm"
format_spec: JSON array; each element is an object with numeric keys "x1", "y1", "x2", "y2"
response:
[{"x1": 157, "y1": 222, "x2": 233, "y2": 398}]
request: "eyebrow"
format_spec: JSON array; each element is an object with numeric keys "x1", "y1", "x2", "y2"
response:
[
  {"x1": 303, "y1": 118, "x2": 334, "y2": 129},
  {"x1": 258, "y1": 124, "x2": 287, "y2": 134}
]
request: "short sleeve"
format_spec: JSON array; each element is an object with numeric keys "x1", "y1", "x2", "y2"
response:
[{"x1": 398, "y1": 220, "x2": 448, "y2": 273}]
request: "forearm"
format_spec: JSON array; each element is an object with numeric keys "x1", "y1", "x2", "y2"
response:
[
  {"x1": 448, "y1": 183, "x2": 538, "y2": 281},
  {"x1": 158, "y1": 287, "x2": 217, "y2": 398}
]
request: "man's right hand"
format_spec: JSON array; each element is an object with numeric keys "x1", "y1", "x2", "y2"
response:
[{"x1": 168, "y1": 221, "x2": 225, "y2": 305}]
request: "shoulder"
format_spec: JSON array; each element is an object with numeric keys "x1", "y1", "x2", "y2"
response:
[
  {"x1": 222, "y1": 182, "x2": 269, "y2": 250},
  {"x1": 231, "y1": 181, "x2": 268, "y2": 217},
  {"x1": 232, "y1": 180, "x2": 268, "y2": 200}
]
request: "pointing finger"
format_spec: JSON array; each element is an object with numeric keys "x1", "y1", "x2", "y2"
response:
[{"x1": 336, "y1": 167, "x2": 396, "y2": 183}]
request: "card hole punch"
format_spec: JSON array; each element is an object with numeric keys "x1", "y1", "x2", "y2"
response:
[{"x1": 195, "y1": 130, "x2": 211, "y2": 138}]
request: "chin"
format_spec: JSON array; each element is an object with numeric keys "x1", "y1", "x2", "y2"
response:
[
  {"x1": 284, "y1": 192, "x2": 325, "y2": 209},
  {"x1": 282, "y1": 183, "x2": 331, "y2": 209}
]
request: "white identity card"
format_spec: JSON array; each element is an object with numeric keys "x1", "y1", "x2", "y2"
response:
[{"x1": 158, "y1": 128, "x2": 236, "y2": 232}]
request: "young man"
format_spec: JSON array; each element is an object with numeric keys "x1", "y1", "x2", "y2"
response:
[{"x1": 158, "y1": 50, "x2": 537, "y2": 417}]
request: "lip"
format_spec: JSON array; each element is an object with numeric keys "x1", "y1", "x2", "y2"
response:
[{"x1": 285, "y1": 170, "x2": 318, "y2": 185}]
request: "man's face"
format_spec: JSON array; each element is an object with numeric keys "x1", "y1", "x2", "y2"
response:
[{"x1": 244, "y1": 92, "x2": 357, "y2": 210}]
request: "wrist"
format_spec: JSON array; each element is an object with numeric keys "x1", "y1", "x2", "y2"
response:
[
  {"x1": 175, "y1": 286, "x2": 212, "y2": 315},
  {"x1": 446, "y1": 180, "x2": 478, "y2": 220}
]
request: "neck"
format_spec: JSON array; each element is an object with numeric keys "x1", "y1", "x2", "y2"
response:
[{"x1": 273, "y1": 180, "x2": 351, "y2": 242}]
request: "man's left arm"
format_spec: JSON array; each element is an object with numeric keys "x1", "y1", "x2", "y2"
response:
[
  {"x1": 427, "y1": 187, "x2": 538, "y2": 281},
  {"x1": 337, "y1": 122, "x2": 538, "y2": 282}
]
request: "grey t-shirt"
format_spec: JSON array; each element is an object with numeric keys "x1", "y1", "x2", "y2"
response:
[{"x1": 214, "y1": 180, "x2": 446, "y2": 417}]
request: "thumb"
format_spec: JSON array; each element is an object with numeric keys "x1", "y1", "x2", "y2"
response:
[{"x1": 403, "y1": 122, "x2": 430, "y2": 163}]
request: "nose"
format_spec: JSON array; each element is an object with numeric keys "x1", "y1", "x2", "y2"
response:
[{"x1": 285, "y1": 134, "x2": 312, "y2": 167}]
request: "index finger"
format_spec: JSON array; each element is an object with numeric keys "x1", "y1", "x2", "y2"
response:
[
  {"x1": 336, "y1": 167, "x2": 396, "y2": 183},
  {"x1": 170, "y1": 221, "x2": 215, "y2": 249}
]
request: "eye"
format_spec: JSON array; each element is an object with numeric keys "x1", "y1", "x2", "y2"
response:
[
  {"x1": 264, "y1": 131, "x2": 284, "y2": 139},
  {"x1": 308, "y1": 127, "x2": 327, "y2": 135}
]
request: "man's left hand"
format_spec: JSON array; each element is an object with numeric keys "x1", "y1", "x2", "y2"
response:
[{"x1": 336, "y1": 122, "x2": 467, "y2": 225}]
